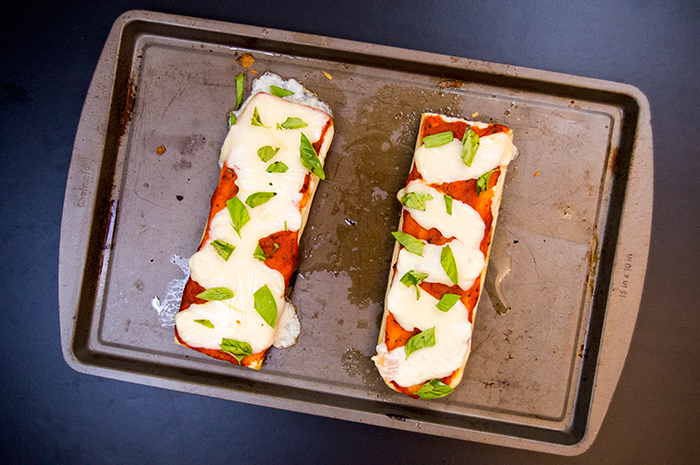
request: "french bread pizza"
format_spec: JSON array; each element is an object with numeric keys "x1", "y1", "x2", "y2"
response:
[
  {"x1": 372, "y1": 113, "x2": 516, "y2": 398},
  {"x1": 175, "y1": 74, "x2": 334, "y2": 369}
]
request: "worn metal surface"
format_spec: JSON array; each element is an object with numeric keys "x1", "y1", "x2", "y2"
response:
[{"x1": 59, "y1": 10, "x2": 652, "y2": 455}]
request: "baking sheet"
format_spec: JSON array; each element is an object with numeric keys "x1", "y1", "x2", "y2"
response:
[{"x1": 59, "y1": 10, "x2": 652, "y2": 455}]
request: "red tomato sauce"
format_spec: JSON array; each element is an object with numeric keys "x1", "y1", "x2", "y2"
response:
[{"x1": 420, "y1": 114, "x2": 508, "y2": 141}]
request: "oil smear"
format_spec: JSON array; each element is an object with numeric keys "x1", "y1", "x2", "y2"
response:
[
  {"x1": 485, "y1": 220, "x2": 513, "y2": 315},
  {"x1": 152, "y1": 254, "x2": 189, "y2": 327}
]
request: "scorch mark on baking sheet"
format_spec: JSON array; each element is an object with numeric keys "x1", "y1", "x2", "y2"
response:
[{"x1": 151, "y1": 254, "x2": 189, "y2": 327}]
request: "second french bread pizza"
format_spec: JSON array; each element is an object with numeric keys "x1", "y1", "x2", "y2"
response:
[{"x1": 372, "y1": 113, "x2": 516, "y2": 398}]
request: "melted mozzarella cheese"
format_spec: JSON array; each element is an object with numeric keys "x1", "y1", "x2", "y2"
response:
[
  {"x1": 176, "y1": 90, "x2": 330, "y2": 357},
  {"x1": 373, "y1": 115, "x2": 515, "y2": 389},
  {"x1": 415, "y1": 131, "x2": 514, "y2": 184},
  {"x1": 392, "y1": 242, "x2": 485, "y2": 291}
]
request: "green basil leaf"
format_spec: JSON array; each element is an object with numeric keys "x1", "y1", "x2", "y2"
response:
[
  {"x1": 253, "y1": 242, "x2": 268, "y2": 261},
  {"x1": 246, "y1": 191, "x2": 277, "y2": 208},
  {"x1": 279, "y1": 117, "x2": 308, "y2": 129},
  {"x1": 416, "y1": 379, "x2": 455, "y2": 399},
  {"x1": 211, "y1": 239, "x2": 235, "y2": 261},
  {"x1": 440, "y1": 244, "x2": 459, "y2": 285},
  {"x1": 400, "y1": 270, "x2": 429, "y2": 287},
  {"x1": 266, "y1": 161, "x2": 289, "y2": 173},
  {"x1": 404, "y1": 326, "x2": 436, "y2": 359},
  {"x1": 391, "y1": 231, "x2": 424, "y2": 256},
  {"x1": 477, "y1": 169, "x2": 497, "y2": 195},
  {"x1": 229, "y1": 111, "x2": 237, "y2": 126},
  {"x1": 251, "y1": 106, "x2": 269, "y2": 128},
  {"x1": 235, "y1": 73, "x2": 244, "y2": 110},
  {"x1": 196, "y1": 287, "x2": 234, "y2": 301},
  {"x1": 270, "y1": 85, "x2": 294, "y2": 98},
  {"x1": 254, "y1": 284, "x2": 278, "y2": 328},
  {"x1": 400, "y1": 270, "x2": 429, "y2": 299},
  {"x1": 226, "y1": 196, "x2": 250, "y2": 238},
  {"x1": 461, "y1": 127, "x2": 480, "y2": 167},
  {"x1": 220, "y1": 338, "x2": 253, "y2": 364},
  {"x1": 423, "y1": 131, "x2": 454, "y2": 148},
  {"x1": 444, "y1": 194, "x2": 453, "y2": 215},
  {"x1": 193, "y1": 319, "x2": 215, "y2": 329},
  {"x1": 436, "y1": 293, "x2": 461, "y2": 312},
  {"x1": 300, "y1": 133, "x2": 325, "y2": 180},
  {"x1": 257, "y1": 145, "x2": 280, "y2": 162},
  {"x1": 400, "y1": 192, "x2": 434, "y2": 211}
]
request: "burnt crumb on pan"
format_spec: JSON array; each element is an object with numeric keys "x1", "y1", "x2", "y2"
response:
[
  {"x1": 236, "y1": 53, "x2": 254, "y2": 69},
  {"x1": 386, "y1": 413, "x2": 409, "y2": 422},
  {"x1": 438, "y1": 80, "x2": 465, "y2": 89},
  {"x1": 176, "y1": 195, "x2": 184, "y2": 201}
]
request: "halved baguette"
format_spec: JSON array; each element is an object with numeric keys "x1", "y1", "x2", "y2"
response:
[
  {"x1": 175, "y1": 79, "x2": 334, "y2": 369},
  {"x1": 373, "y1": 113, "x2": 515, "y2": 398}
]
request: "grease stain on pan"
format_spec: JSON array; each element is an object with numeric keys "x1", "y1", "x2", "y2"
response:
[
  {"x1": 341, "y1": 347, "x2": 382, "y2": 391},
  {"x1": 485, "y1": 219, "x2": 514, "y2": 315}
]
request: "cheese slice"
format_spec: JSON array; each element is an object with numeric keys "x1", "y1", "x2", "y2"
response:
[
  {"x1": 372, "y1": 114, "x2": 515, "y2": 398},
  {"x1": 175, "y1": 76, "x2": 334, "y2": 369}
]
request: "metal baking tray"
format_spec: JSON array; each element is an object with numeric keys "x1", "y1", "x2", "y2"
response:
[{"x1": 59, "y1": 10, "x2": 652, "y2": 455}]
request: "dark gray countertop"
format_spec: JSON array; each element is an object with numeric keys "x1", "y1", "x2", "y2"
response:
[{"x1": 1, "y1": 1, "x2": 698, "y2": 463}]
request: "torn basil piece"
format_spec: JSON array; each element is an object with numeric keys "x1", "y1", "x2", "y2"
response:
[
  {"x1": 461, "y1": 127, "x2": 480, "y2": 167},
  {"x1": 266, "y1": 161, "x2": 289, "y2": 173},
  {"x1": 193, "y1": 319, "x2": 215, "y2": 329},
  {"x1": 416, "y1": 379, "x2": 454, "y2": 399},
  {"x1": 211, "y1": 239, "x2": 235, "y2": 261},
  {"x1": 251, "y1": 107, "x2": 269, "y2": 128},
  {"x1": 400, "y1": 191, "x2": 433, "y2": 211},
  {"x1": 226, "y1": 196, "x2": 249, "y2": 238},
  {"x1": 436, "y1": 293, "x2": 461, "y2": 312},
  {"x1": 391, "y1": 231, "x2": 424, "y2": 256},
  {"x1": 270, "y1": 85, "x2": 294, "y2": 98},
  {"x1": 245, "y1": 192, "x2": 277, "y2": 208},
  {"x1": 400, "y1": 270, "x2": 429, "y2": 299},
  {"x1": 279, "y1": 117, "x2": 308, "y2": 129},
  {"x1": 257, "y1": 145, "x2": 280, "y2": 162},
  {"x1": 254, "y1": 284, "x2": 278, "y2": 329},
  {"x1": 253, "y1": 242, "x2": 268, "y2": 261},
  {"x1": 196, "y1": 287, "x2": 234, "y2": 301},
  {"x1": 220, "y1": 338, "x2": 253, "y2": 364},
  {"x1": 422, "y1": 131, "x2": 454, "y2": 148},
  {"x1": 477, "y1": 169, "x2": 497, "y2": 195},
  {"x1": 235, "y1": 73, "x2": 244, "y2": 110},
  {"x1": 440, "y1": 245, "x2": 459, "y2": 285},
  {"x1": 404, "y1": 326, "x2": 436, "y2": 359},
  {"x1": 300, "y1": 133, "x2": 325, "y2": 180},
  {"x1": 444, "y1": 194, "x2": 453, "y2": 215}
]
